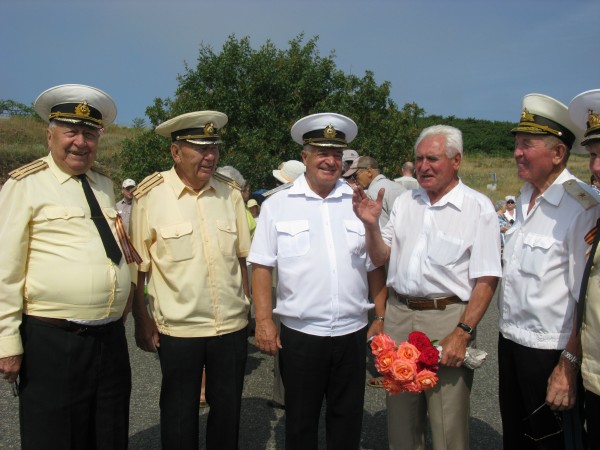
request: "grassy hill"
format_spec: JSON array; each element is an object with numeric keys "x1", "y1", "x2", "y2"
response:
[{"x1": 0, "y1": 116, "x2": 591, "y2": 205}]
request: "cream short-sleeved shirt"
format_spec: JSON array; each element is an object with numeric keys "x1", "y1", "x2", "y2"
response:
[
  {"x1": 131, "y1": 168, "x2": 251, "y2": 338},
  {"x1": 0, "y1": 154, "x2": 132, "y2": 358}
]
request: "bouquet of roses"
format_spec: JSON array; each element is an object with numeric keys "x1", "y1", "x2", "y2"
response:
[{"x1": 370, "y1": 331, "x2": 439, "y2": 395}]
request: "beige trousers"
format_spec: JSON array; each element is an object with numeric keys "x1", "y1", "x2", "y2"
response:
[{"x1": 384, "y1": 297, "x2": 474, "y2": 450}]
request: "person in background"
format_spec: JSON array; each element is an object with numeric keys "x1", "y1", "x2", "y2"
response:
[
  {"x1": 499, "y1": 94, "x2": 598, "y2": 448},
  {"x1": 130, "y1": 111, "x2": 251, "y2": 450},
  {"x1": 342, "y1": 148, "x2": 359, "y2": 174},
  {"x1": 272, "y1": 159, "x2": 306, "y2": 186},
  {"x1": 569, "y1": 89, "x2": 600, "y2": 447},
  {"x1": 394, "y1": 160, "x2": 419, "y2": 190},
  {"x1": 0, "y1": 84, "x2": 134, "y2": 449},
  {"x1": 247, "y1": 198, "x2": 260, "y2": 219},
  {"x1": 353, "y1": 124, "x2": 501, "y2": 450},
  {"x1": 250, "y1": 113, "x2": 387, "y2": 449},
  {"x1": 116, "y1": 178, "x2": 136, "y2": 234},
  {"x1": 502, "y1": 195, "x2": 516, "y2": 226}
]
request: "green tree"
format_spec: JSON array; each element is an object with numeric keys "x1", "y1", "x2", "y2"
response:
[
  {"x1": 0, "y1": 99, "x2": 36, "y2": 118},
  {"x1": 120, "y1": 34, "x2": 425, "y2": 188}
]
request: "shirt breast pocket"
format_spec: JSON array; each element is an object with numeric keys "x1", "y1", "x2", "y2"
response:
[
  {"x1": 42, "y1": 206, "x2": 87, "y2": 243},
  {"x1": 216, "y1": 220, "x2": 238, "y2": 256},
  {"x1": 344, "y1": 220, "x2": 365, "y2": 256},
  {"x1": 160, "y1": 222, "x2": 194, "y2": 262},
  {"x1": 521, "y1": 234, "x2": 555, "y2": 279},
  {"x1": 428, "y1": 231, "x2": 464, "y2": 267},
  {"x1": 276, "y1": 220, "x2": 310, "y2": 258}
]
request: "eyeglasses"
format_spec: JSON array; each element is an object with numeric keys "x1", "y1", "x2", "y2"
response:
[
  {"x1": 522, "y1": 403, "x2": 563, "y2": 442},
  {"x1": 506, "y1": 200, "x2": 515, "y2": 204}
]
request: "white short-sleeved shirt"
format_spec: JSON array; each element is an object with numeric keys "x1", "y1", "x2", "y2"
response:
[
  {"x1": 381, "y1": 181, "x2": 502, "y2": 300},
  {"x1": 500, "y1": 169, "x2": 600, "y2": 349},
  {"x1": 248, "y1": 175, "x2": 375, "y2": 337}
]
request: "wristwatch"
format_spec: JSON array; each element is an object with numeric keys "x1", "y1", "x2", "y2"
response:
[
  {"x1": 456, "y1": 322, "x2": 473, "y2": 335},
  {"x1": 561, "y1": 349, "x2": 581, "y2": 371}
]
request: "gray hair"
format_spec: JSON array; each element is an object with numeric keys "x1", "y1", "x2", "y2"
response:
[
  {"x1": 216, "y1": 166, "x2": 246, "y2": 189},
  {"x1": 414, "y1": 125, "x2": 463, "y2": 157}
]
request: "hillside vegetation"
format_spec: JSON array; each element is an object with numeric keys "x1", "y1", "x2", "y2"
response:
[{"x1": 0, "y1": 116, "x2": 590, "y2": 205}]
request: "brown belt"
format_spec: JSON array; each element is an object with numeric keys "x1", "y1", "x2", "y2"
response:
[
  {"x1": 24, "y1": 315, "x2": 120, "y2": 334},
  {"x1": 396, "y1": 293, "x2": 462, "y2": 311}
]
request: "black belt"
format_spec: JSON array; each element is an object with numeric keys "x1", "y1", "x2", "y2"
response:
[
  {"x1": 396, "y1": 293, "x2": 462, "y2": 311},
  {"x1": 24, "y1": 315, "x2": 121, "y2": 334}
]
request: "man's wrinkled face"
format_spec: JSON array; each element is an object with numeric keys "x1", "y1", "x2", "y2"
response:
[
  {"x1": 588, "y1": 142, "x2": 600, "y2": 183},
  {"x1": 415, "y1": 135, "x2": 460, "y2": 202},
  {"x1": 302, "y1": 146, "x2": 343, "y2": 194},
  {"x1": 171, "y1": 142, "x2": 220, "y2": 190},
  {"x1": 47, "y1": 122, "x2": 100, "y2": 175},
  {"x1": 513, "y1": 133, "x2": 564, "y2": 188}
]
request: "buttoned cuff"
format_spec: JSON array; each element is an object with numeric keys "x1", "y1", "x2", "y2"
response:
[{"x1": 0, "y1": 333, "x2": 23, "y2": 359}]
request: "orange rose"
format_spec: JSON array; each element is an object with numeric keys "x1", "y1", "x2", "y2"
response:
[
  {"x1": 390, "y1": 358, "x2": 417, "y2": 382},
  {"x1": 400, "y1": 380, "x2": 421, "y2": 393},
  {"x1": 375, "y1": 349, "x2": 397, "y2": 374},
  {"x1": 371, "y1": 333, "x2": 396, "y2": 356},
  {"x1": 397, "y1": 342, "x2": 420, "y2": 362},
  {"x1": 383, "y1": 376, "x2": 404, "y2": 395},
  {"x1": 415, "y1": 369, "x2": 438, "y2": 391}
]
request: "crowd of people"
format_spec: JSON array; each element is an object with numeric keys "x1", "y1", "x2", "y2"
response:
[{"x1": 1, "y1": 83, "x2": 600, "y2": 450}]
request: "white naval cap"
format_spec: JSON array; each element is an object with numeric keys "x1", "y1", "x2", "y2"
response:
[
  {"x1": 291, "y1": 113, "x2": 357, "y2": 148},
  {"x1": 568, "y1": 89, "x2": 600, "y2": 147},
  {"x1": 155, "y1": 111, "x2": 228, "y2": 145},
  {"x1": 511, "y1": 93, "x2": 584, "y2": 154},
  {"x1": 34, "y1": 84, "x2": 117, "y2": 129}
]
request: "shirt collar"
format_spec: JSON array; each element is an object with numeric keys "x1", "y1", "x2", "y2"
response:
[
  {"x1": 45, "y1": 152, "x2": 101, "y2": 186},
  {"x1": 165, "y1": 166, "x2": 217, "y2": 198},
  {"x1": 414, "y1": 179, "x2": 465, "y2": 210},
  {"x1": 521, "y1": 168, "x2": 571, "y2": 207},
  {"x1": 289, "y1": 174, "x2": 353, "y2": 199}
]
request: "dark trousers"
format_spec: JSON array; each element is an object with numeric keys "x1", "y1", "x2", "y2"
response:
[
  {"x1": 280, "y1": 324, "x2": 367, "y2": 450},
  {"x1": 157, "y1": 327, "x2": 247, "y2": 450},
  {"x1": 498, "y1": 333, "x2": 585, "y2": 450},
  {"x1": 585, "y1": 390, "x2": 600, "y2": 448},
  {"x1": 19, "y1": 316, "x2": 131, "y2": 450}
]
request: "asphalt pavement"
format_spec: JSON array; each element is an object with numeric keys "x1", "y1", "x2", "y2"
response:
[{"x1": 0, "y1": 295, "x2": 503, "y2": 449}]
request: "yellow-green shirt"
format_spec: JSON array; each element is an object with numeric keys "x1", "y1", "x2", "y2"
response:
[
  {"x1": 131, "y1": 167, "x2": 251, "y2": 338},
  {"x1": 0, "y1": 154, "x2": 132, "y2": 358}
]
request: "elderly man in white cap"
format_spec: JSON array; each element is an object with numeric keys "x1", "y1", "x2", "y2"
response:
[
  {"x1": 0, "y1": 84, "x2": 135, "y2": 449},
  {"x1": 130, "y1": 111, "x2": 251, "y2": 450},
  {"x1": 498, "y1": 94, "x2": 600, "y2": 448},
  {"x1": 249, "y1": 113, "x2": 387, "y2": 450},
  {"x1": 116, "y1": 178, "x2": 136, "y2": 234},
  {"x1": 569, "y1": 89, "x2": 600, "y2": 444},
  {"x1": 342, "y1": 148, "x2": 359, "y2": 174}
]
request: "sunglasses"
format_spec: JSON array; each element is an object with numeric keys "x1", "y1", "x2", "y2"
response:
[{"x1": 506, "y1": 200, "x2": 515, "y2": 204}]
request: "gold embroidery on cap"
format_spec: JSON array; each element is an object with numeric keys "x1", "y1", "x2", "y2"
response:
[
  {"x1": 323, "y1": 125, "x2": 337, "y2": 139},
  {"x1": 521, "y1": 108, "x2": 535, "y2": 123},
  {"x1": 75, "y1": 101, "x2": 91, "y2": 117},
  {"x1": 588, "y1": 110, "x2": 600, "y2": 131},
  {"x1": 204, "y1": 122, "x2": 215, "y2": 135}
]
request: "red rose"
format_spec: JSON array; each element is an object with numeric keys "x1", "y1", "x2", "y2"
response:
[
  {"x1": 418, "y1": 345, "x2": 440, "y2": 368},
  {"x1": 408, "y1": 331, "x2": 432, "y2": 351}
]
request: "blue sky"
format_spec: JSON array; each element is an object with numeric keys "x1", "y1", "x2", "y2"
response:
[{"x1": 2, "y1": 0, "x2": 599, "y2": 127}]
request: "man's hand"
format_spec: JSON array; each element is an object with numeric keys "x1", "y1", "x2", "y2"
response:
[
  {"x1": 367, "y1": 319, "x2": 384, "y2": 342},
  {"x1": 352, "y1": 187, "x2": 384, "y2": 226},
  {"x1": 0, "y1": 355, "x2": 22, "y2": 383},
  {"x1": 255, "y1": 318, "x2": 281, "y2": 356},
  {"x1": 546, "y1": 358, "x2": 578, "y2": 411},
  {"x1": 439, "y1": 327, "x2": 470, "y2": 367},
  {"x1": 133, "y1": 315, "x2": 160, "y2": 353}
]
